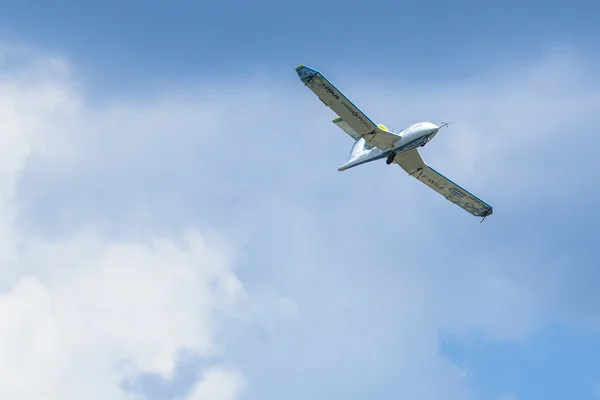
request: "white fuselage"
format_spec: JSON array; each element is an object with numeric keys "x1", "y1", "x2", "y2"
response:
[
  {"x1": 390, "y1": 122, "x2": 439, "y2": 153},
  {"x1": 338, "y1": 122, "x2": 439, "y2": 171}
]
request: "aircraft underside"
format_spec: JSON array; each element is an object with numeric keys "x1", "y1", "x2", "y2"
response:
[{"x1": 295, "y1": 63, "x2": 494, "y2": 220}]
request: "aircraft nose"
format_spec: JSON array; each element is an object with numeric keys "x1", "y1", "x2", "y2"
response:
[{"x1": 426, "y1": 122, "x2": 439, "y2": 134}]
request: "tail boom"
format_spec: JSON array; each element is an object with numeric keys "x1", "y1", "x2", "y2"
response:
[{"x1": 338, "y1": 138, "x2": 388, "y2": 171}]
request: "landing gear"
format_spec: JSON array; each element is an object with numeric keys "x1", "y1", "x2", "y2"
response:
[{"x1": 386, "y1": 153, "x2": 396, "y2": 165}]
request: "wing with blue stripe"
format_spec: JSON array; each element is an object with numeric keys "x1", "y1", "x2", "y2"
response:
[{"x1": 296, "y1": 65, "x2": 401, "y2": 150}]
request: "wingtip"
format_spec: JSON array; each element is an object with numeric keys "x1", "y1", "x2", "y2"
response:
[
  {"x1": 480, "y1": 207, "x2": 494, "y2": 218},
  {"x1": 295, "y1": 64, "x2": 319, "y2": 84},
  {"x1": 295, "y1": 64, "x2": 319, "y2": 73}
]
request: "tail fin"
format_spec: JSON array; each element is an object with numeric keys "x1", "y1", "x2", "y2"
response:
[
  {"x1": 349, "y1": 137, "x2": 368, "y2": 160},
  {"x1": 338, "y1": 138, "x2": 370, "y2": 171}
]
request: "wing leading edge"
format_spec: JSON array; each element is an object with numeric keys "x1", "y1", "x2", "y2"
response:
[
  {"x1": 296, "y1": 64, "x2": 401, "y2": 150},
  {"x1": 394, "y1": 149, "x2": 493, "y2": 218}
]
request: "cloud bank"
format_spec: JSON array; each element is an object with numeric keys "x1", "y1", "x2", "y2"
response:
[
  {"x1": 1, "y1": 44, "x2": 599, "y2": 400},
  {"x1": 0, "y1": 48, "x2": 253, "y2": 400}
]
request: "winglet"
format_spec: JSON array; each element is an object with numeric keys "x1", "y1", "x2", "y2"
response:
[
  {"x1": 295, "y1": 64, "x2": 319, "y2": 85},
  {"x1": 479, "y1": 207, "x2": 493, "y2": 222}
]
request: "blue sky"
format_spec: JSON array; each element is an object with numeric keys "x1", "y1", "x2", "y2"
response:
[
  {"x1": 0, "y1": 1, "x2": 600, "y2": 400},
  {"x1": 2, "y1": 0, "x2": 599, "y2": 91}
]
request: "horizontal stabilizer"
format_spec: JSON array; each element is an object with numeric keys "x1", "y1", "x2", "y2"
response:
[{"x1": 332, "y1": 117, "x2": 374, "y2": 149}]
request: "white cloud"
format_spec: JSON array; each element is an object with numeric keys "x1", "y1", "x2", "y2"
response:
[
  {"x1": 0, "y1": 231, "x2": 251, "y2": 400},
  {"x1": 0, "y1": 47, "x2": 254, "y2": 400},
  {"x1": 184, "y1": 364, "x2": 247, "y2": 400},
  {"x1": 0, "y1": 230, "x2": 249, "y2": 400}
]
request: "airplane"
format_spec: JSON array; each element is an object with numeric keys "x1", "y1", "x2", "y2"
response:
[{"x1": 295, "y1": 64, "x2": 493, "y2": 221}]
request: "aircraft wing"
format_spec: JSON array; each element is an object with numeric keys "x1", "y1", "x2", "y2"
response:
[
  {"x1": 296, "y1": 65, "x2": 401, "y2": 150},
  {"x1": 394, "y1": 149, "x2": 493, "y2": 218}
]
